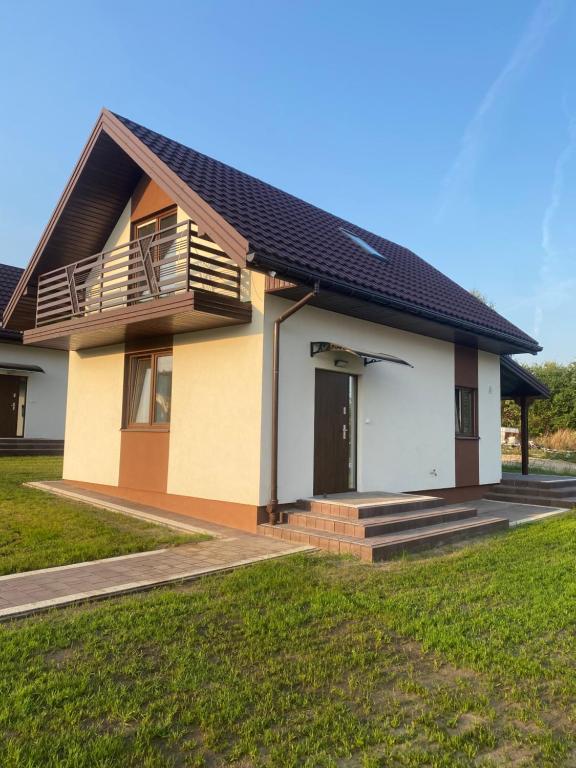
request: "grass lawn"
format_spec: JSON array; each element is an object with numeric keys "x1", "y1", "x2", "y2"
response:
[
  {"x1": 1, "y1": 512, "x2": 575, "y2": 766},
  {"x1": 0, "y1": 456, "x2": 208, "y2": 576}
]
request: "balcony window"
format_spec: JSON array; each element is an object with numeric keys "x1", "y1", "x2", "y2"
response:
[
  {"x1": 133, "y1": 208, "x2": 179, "y2": 298},
  {"x1": 126, "y1": 350, "x2": 172, "y2": 428}
]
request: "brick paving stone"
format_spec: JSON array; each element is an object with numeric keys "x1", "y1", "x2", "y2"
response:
[{"x1": 0, "y1": 488, "x2": 314, "y2": 621}]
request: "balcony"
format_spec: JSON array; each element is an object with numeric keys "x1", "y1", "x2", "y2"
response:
[{"x1": 24, "y1": 219, "x2": 252, "y2": 350}]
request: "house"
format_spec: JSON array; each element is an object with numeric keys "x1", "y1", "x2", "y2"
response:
[
  {"x1": 4, "y1": 109, "x2": 548, "y2": 553},
  {"x1": 501, "y1": 427, "x2": 520, "y2": 446},
  {"x1": 0, "y1": 263, "x2": 67, "y2": 453}
]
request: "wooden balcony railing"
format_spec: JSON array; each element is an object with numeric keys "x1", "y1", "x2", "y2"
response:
[{"x1": 36, "y1": 220, "x2": 243, "y2": 327}]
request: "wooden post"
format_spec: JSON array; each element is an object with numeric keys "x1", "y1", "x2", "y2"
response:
[{"x1": 520, "y1": 396, "x2": 530, "y2": 476}]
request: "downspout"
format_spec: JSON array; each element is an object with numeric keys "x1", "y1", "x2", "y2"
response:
[{"x1": 267, "y1": 281, "x2": 320, "y2": 524}]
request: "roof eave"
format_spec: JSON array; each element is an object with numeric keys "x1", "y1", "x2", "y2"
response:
[
  {"x1": 252, "y1": 253, "x2": 541, "y2": 355},
  {"x1": 501, "y1": 356, "x2": 550, "y2": 399}
]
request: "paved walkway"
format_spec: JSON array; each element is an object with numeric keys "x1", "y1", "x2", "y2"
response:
[
  {"x1": 0, "y1": 481, "x2": 567, "y2": 622},
  {"x1": 463, "y1": 498, "x2": 567, "y2": 526},
  {"x1": 0, "y1": 482, "x2": 314, "y2": 621}
]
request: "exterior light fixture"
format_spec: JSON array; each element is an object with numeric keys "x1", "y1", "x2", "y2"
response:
[{"x1": 334, "y1": 359, "x2": 349, "y2": 368}]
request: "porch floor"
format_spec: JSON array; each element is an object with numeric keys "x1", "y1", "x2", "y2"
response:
[
  {"x1": 308, "y1": 491, "x2": 440, "y2": 507},
  {"x1": 309, "y1": 491, "x2": 567, "y2": 524},
  {"x1": 467, "y1": 498, "x2": 567, "y2": 525}
]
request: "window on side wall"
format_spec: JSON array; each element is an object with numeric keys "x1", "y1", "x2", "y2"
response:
[
  {"x1": 455, "y1": 387, "x2": 477, "y2": 437},
  {"x1": 125, "y1": 350, "x2": 173, "y2": 428}
]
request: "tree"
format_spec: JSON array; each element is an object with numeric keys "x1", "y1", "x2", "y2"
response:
[
  {"x1": 469, "y1": 289, "x2": 496, "y2": 309},
  {"x1": 501, "y1": 361, "x2": 576, "y2": 436}
]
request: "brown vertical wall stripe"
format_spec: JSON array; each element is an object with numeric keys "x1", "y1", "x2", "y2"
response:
[
  {"x1": 454, "y1": 344, "x2": 479, "y2": 487},
  {"x1": 118, "y1": 336, "x2": 174, "y2": 493},
  {"x1": 119, "y1": 431, "x2": 170, "y2": 493},
  {"x1": 131, "y1": 176, "x2": 175, "y2": 223}
]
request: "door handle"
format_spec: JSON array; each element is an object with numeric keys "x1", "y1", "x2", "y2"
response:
[{"x1": 342, "y1": 424, "x2": 348, "y2": 440}]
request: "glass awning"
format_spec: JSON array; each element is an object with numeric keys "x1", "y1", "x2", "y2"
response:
[
  {"x1": 310, "y1": 341, "x2": 413, "y2": 367},
  {"x1": 0, "y1": 362, "x2": 45, "y2": 375}
]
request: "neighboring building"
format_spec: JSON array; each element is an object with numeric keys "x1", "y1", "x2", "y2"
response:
[
  {"x1": 0, "y1": 263, "x2": 67, "y2": 452},
  {"x1": 501, "y1": 427, "x2": 520, "y2": 446},
  {"x1": 4, "y1": 109, "x2": 546, "y2": 530}
]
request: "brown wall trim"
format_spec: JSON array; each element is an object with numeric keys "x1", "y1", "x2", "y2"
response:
[
  {"x1": 125, "y1": 335, "x2": 174, "y2": 354},
  {"x1": 454, "y1": 344, "x2": 479, "y2": 487},
  {"x1": 455, "y1": 344, "x2": 478, "y2": 389},
  {"x1": 118, "y1": 431, "x2": 170, "y2": 493},
  {"x1": 410, "y1": 484, "x2": 496, "y2": 504},
  {"x1": 61, "y1": 480, "x2": 265, "y2": 532},
  {"x1": 265, "y1": 275, "x2": 299, "y2": 292},
  {"x1": 131, "y1": 176, "x2": 175, "y2": 222}
]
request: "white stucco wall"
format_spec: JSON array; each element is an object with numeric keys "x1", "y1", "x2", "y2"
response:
[
  {"x1": 263, "y1": 297, "x2": 457, "y2": 504},
  {"x1": 103, "y1": 201, "x2": 131, "y2": 250},
  {"x1": 63, "y1": 344, "x2": 125, "y2": 485},
  {"x1": 166, "y1": 271, "x2": 266, "y2": 505},
  {"x1": 0, "y1": 342, "x2": 68, "y2": 438},
  {"x1": 478, "y1": 350, "x2": 502, "y2": 485}
]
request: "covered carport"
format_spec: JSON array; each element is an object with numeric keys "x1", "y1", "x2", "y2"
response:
[{"x1": 500, "y1": 356, "x2": 550, "y2": 475}]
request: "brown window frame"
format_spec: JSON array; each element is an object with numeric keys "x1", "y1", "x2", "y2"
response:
[
  {"x1": 455, "y1": 386, "x2": 478, "y2": 438},
  {"x1": 131, "y1": 206, "x2": 178, "y2": 241},
  {"x1": 123, "y1": 348, "x2": 173, "y2": 431},
  {"x1": 130, "y1": 206, "x2": 179, "y2": 303}
]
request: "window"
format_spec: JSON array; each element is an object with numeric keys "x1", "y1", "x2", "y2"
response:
[
  {"x1": 455, "y1": 387, "x2": 477, "y2": 437},
  {"x1": 340, "y1": 228, "x2": 388, "y2": 262},
  {"x1": 132, "y1": 208, "x2": 179, "y2": 297},
  {"x1": 126, "y1": 351, "x2": 173, "y2": 427}
]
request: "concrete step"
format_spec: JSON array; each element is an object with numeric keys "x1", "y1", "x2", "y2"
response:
[
  {"x1": 260, "y1": 516, "x2": 509, "y2": 562},
  {"x1": 490, "y1": 485, "x2": 576, "y2": 504},
  {"x1": 485, "y1": 492, "x2": 576, "y2": 508},
  {"x1": 282, "y1": 505, "x2": 477, "y2": 538},
  {"x1": 495, "y1": 484, "x2": 576, "y2": 499},
  {"x1": 500, "y1": 475, "x2": 576, "y2": 490},
  {"x1": 298, "y1": 493, "x2": 445, "y2": 520}
]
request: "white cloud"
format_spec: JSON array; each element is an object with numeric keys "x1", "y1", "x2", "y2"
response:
[
  {"x1": 437, "y1": 0, "x2": 565, "y2": 219},
  {"x1": 533, "y1": 114, "x2": 576, "y2": 339}
]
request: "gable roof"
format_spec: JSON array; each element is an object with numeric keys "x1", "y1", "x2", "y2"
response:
[
  {"x1": 0, "y1": 263, "x2": 24, "y2": 341},
  {"x1": 501, "y1": 356, "x2": 550, "y2": 399},
  {"x1": 4, "y1": 109, "x2": 540, "y2": 354},
  {"x1": 114, "y1": 113, "x2": 540, "y2": 353}
]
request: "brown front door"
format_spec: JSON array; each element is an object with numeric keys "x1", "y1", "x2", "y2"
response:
[
  {"x1": 0, "y1": 376, "x2": 21, "y2": 437},
  {"x1": 314, "y1": 370, "x2": 356, "y2": 495}
]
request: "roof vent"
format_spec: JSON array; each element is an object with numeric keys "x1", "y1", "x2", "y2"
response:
[{"x1": 340, "y1": 228, "x2": 387, "y2": 262}]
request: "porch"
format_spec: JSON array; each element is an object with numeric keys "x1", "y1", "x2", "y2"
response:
[
  {"x1": 260, "y1": 490, "x2": 566, "y2": 562},
  {"x1": 485, "y1": 472, "x2": 576, "y2": 507},
  {"x1": 28, "y1": 481, "x2": 568, "y2": 566},
  {"x1": 500, "y1": 356, "x2": 550, "y2": 474}
]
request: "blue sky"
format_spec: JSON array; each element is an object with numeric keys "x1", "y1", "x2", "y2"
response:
[{"x1": 1, "y1": 0, "x2": 575, "y2": 362}]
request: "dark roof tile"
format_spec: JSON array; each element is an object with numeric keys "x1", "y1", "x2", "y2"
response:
[
  {"x1": 0, "y1": 263, "x2": 24, "y2": 341},
  {"x1": 0, "y1": 263, "x2": 24, "y2": 314},
  {"x1": 114, "y1": 113, "x2": 538, "y2": 350}
]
